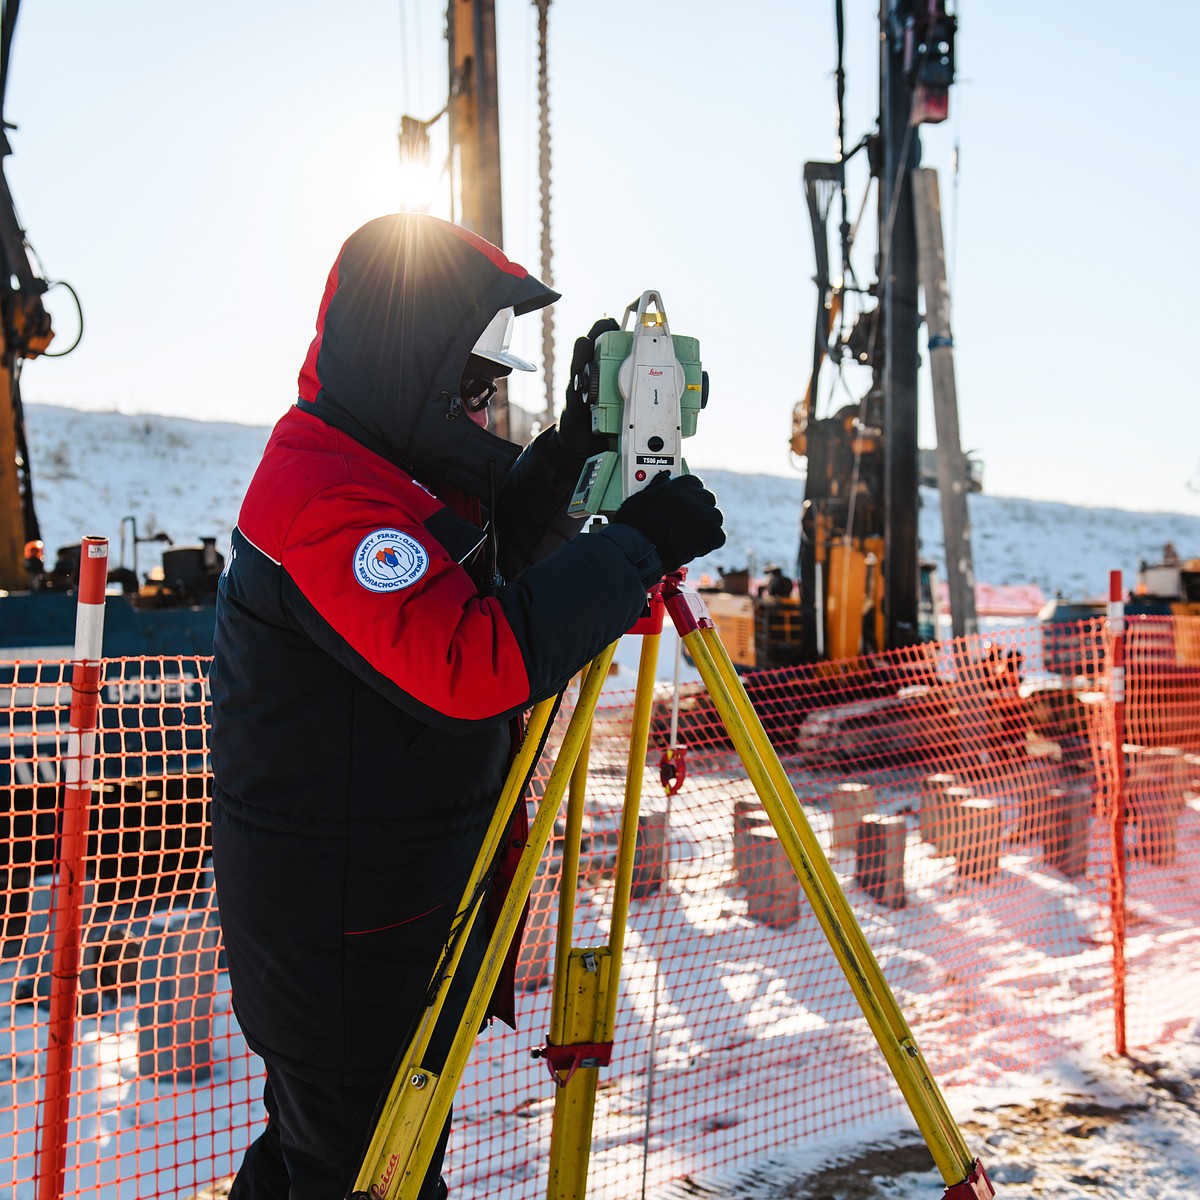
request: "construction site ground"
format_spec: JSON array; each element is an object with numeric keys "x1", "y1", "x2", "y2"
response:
[
  {"x1": 184, "y1": 1043, "x2": 1200, "y2": 1200},
  {"x1": 770, "y1": 1047, "x2": 1200, "y2": 1200}
]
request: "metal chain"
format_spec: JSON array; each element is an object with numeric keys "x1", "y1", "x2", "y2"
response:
[{"x1": 534, "y1": 0, "x2": 555, "y2": 426}]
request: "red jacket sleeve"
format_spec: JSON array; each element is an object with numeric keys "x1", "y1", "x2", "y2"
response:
[{"x1": 280, "y1": 482, "x2": 535, "y2": 722}]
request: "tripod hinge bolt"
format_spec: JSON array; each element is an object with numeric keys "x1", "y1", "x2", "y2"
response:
[{"x1": 410, "y1": 1072, "x2": 429, "y2": 1089}]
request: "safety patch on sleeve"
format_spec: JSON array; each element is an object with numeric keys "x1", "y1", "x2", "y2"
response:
[{"x1": 353, "y1": 529, "x2": 430, "y2": 592}]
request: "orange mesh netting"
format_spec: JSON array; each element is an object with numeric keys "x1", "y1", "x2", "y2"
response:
[{"x1": 2, "y1": 616, "x2": 1197, "y2": 1199}]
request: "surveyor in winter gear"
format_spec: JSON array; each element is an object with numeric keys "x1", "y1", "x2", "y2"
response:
[{"x1": 209, "y1": 213, "x2": 725, "y2": 1200}]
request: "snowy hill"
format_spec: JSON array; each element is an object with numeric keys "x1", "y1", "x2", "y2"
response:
[{"x1": 21, "y1": 402, "x2": 1200, "y2": 601}]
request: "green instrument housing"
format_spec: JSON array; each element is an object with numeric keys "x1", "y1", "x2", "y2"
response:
[{"x1": 568, "y1": 328, "x2": 704, "y2": 517}]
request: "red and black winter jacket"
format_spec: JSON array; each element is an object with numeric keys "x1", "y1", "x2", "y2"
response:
[{"x1": 209, "y1": 214, "x2": 660, "y2": 1084}]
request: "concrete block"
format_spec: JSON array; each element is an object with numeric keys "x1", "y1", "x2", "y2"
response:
[
  {"x1": 631, "y1": 809, "x2": 669, "y2": 900},
  {"x1": 1011, "y1": 781, "x2": 1052, "y2": 849},
  {"x1": 953, "y1": 798, "x2": 1004, "y2": 885},
  {"x1": 1043, "y1": 786, "x2": 1090, "y2": 878},
  {"x1": 740, "y1": 826, "x2": 800, "y2": 928},
  {"x1": 1130, "y1": 798, "x2": 1181, "y2": 867},
  {"x1": 733, "y1": 798, "x2": 768, "y2": 831},
  {"x1": 15, "y1": 887, "x2": 146, "y2": 1014},
  {"x1": 81, "y1": 924, "x2": 143, "y2": 1009},
  {"x1": 137, "y1": 908, "x2": 221, "y2": 1083},
  {"x1": 855, "y1": 814, "x2": 907, "y2": 909},
  {"x1": 1185, "y1": 753, "x2": 1200, "y2": 794},
  {"x1": 939, "y1": 786, "x2": 978, "y2": 860},
  {"x1": 732, "y1": 799, "x2": 774, "y2": 883},
  {"x1": 831, "y1": 782, "x2": 876, "y2": 855},
  {"x1": 1127, "y1": 747, "x2": 1188, "y2": 867},
  {"x1": 918, "y1": 774, "x2": 959, "y2": 855}
]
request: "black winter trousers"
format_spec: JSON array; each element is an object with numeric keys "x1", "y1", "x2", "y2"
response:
[
  {"x1": 228, "y1": 1062, "x2": 449, "y2": 1200},
  {"x1": 228, "y1": 913, "x2": 488, "y2": 1200}
]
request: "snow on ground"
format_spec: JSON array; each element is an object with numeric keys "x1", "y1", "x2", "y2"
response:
[
  {"x1": 582, "y1": 1038, "x2": 1200, "y2": 1199},
  {"x1": 769, "y1": 1037, "x2": 1200, "y2": 1199},
  {"x1": 6, "y1": 728, "x2": 1199, "y2": 1198},
  {"x1": 5, "y1": 812, "x2": 1199, "y2": 1200}
]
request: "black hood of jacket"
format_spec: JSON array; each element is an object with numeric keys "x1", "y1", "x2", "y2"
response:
[{"x1": 296, "y1": 213, "x2": 559, "y2": 498}]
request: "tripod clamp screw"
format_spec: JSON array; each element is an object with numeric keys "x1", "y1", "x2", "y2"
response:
[{"x1": 409, "y1": 1072, "x2": 429, "y2": 1089}]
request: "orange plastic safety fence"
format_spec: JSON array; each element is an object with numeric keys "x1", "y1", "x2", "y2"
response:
[
  {"x1": 1, "y1": 620, "x2": 1197, "y2": 1200},
  {"x1": 1114, "y1": 614, "x2": 1200, "y2": 1051},
  {"x1": 2, "y1": 657, "x2": 258, "y2": 1200}
]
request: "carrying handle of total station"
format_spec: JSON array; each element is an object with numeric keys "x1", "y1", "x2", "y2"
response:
[{"x1": 622, "y1": 290, "x2": 671, "y2": 336}]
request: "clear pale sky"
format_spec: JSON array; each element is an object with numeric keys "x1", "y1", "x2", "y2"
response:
[{"x1": 5, "y1": 1, "x2": 1198, "y2": 515}]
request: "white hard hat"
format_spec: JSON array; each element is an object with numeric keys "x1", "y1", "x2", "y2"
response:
[{"x1": 471, "y1": 306, "x2": 537, "y2": 372}]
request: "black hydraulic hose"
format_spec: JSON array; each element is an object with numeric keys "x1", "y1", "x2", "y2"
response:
[
  {"x1": 39, "y1": 279, "x2": 84, "y2": 357},
  {"x1": 835, "y1": 0, "x2": 852, "y2": 284}
]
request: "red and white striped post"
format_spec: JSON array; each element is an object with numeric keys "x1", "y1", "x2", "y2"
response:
[
  {"x1": 36, "y1": 536, "x2": 109, "y2": 1200},
  {"x1": 1108, "y1": 569, "x2": 1128, "y2": 1057}
]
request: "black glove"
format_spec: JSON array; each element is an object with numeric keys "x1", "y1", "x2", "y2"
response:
[
  {"x1": 610, "y1": 472, "x2": 726, "y2": 574},
  {"x1": 557, "y1": 317, "x2": 619, "y2": 459}
]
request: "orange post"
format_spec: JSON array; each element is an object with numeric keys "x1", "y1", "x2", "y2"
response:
[
  {"x1": 36, "y1": 536, "x2": 108, "y2": 1200},
  {"x1": 1108, "y1": 569, "x2": 1128, "y2": 1056}
]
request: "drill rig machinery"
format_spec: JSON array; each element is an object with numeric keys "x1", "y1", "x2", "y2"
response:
[{"x1": 704, "y1": 0, "x2": 957, "y2": 672}]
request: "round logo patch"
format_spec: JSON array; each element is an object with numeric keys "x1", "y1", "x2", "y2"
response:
[{"x1": 353, "y1": 529, "x2": 430, "y2": 593}]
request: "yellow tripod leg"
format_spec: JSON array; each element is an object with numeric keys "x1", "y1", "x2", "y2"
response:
[
  {"x1": 604, "y1": 626, "x2": 662, "y2": 1034},
  {"x1": 351, "y1": 646, "x2": 617, "y2": 1200},
  {"x1": 544, "y1": 945, "x2": 613, "y2": 1199},
  {"x1": 543, "y1": 700, "x2": 599, "y2": 1198},
  {"x1": 544, "y1": 628, "x2": 662, "y2": 1200},
  {"x1": 666, "y1": 585, "x2": 987, "y2": 1196}
]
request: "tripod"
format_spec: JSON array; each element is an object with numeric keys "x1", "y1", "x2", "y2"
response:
[{"x1": 349, "y1": 577, "x2": 994, "y2": 1200}]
